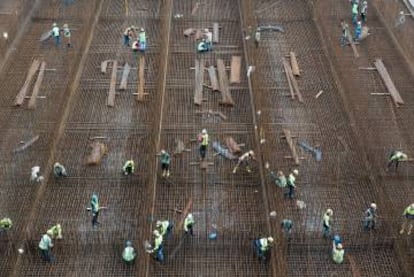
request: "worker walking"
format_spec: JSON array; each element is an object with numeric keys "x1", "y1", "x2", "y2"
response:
[
  {"x1": 123, "y1": 25, "x2": 135, "y2": 46},
  {"x1": 0, "y1": 217, "x2": 12, "y2": 232},
  {"x1": 39, "y1": 233, "x2": 54, "y2": 262},
  {"x1": 184, "y1": 213, "x2": 195, "y2": 236},
  {"x1": 31, "y1": 166, "x2": 44, "y2": 183},
  {"x1": 53, "y1": 162, "x2": 67, "y2": 178},
  {"x1": 354, "y1": 21, "x2": 362, "y2": 41},
  {"x1": 156, "y1": 220, "x2": 173, "y2": 239},
  {"x1": 281, "y1": 219, "x2": 293, "y2": 238},
  {"x1": 270, "y1": 170, "x2": 287, "y2": 188},
  {"x1": 340, "y1": 19, "x2": 350, "y2": 47},
  {"x1": 233, "y1": 150, "x2": 256, "y2": 174},
  {"x1": 363, "y1": 203, "x2": 377, "y2": 231},
  {"x1": 387, "y1": 150, "x2": 408, "y2": 172},
  {"x1": 159, "y1": 150, "x2": 171, "y2": 177},
  {"x1": 253, "y1": 236, "x2": 274, "y2": 261},
  {"x1": 138, "y1": 27, "x2": 146, "y2": 51},
  {"x1": 62, "y1": 23, "x2": 71, "y2": 47},
  {"x1": 51, "y1": 22, "x2": 60, "y2": 47},
  {"x1": 360, "y1": 1, "x2": 368, "y2": 23},
  {"x1": 122, "y1": 240, "x2": 137, "y2": 264},
  {"x1": 198, "y1": 129, "x2": 209, "y2": 161},
  {"x1": 47, "y1": 224, "x2": 63, "y2": 239},
  {"x1": 322, "y1": 209, "x2": 333, "y2": 238},
  {"x1": 148, "y1": 230, "x2": 164, "y2": 262},
  {"x1": 400, "y1": 203, "x2": 414, "y2": 235},
  {"x1": 122, "y1": 160, "x2": 135, "y2": 176},
  {"x1": 284, "y1": 169, "x2": 299, "y2": 199},
  {"x1": 90, "y1": 193, "x2": 101, "y2": 227},
  {"x1": 352, "y1": 3, "x2": 359, "y2": 26},
  {"x1": 254, "y1": 28, "x2": 261, "y2": 48},
  {"x1": 332, "y1": 240, "x2": 345, "y2": 264}
]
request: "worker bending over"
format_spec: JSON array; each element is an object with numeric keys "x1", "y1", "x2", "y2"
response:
[
  {"x1": 253, "y1": 236, "x2": 274, "y2": 261},
  {"x1": 53, "y1": 162, "x2": 67, "y2": 178},
  {"x1": 387, "y1": 150, "x2": 408, "y2": 172},
  {"x1": 233, "y1": 150, "x2": 256, "y2": 174},
  {"x1": 400, "y1": 203, "x2": 414, "y2": 235},
  {"x1": 47, "y1": 224, "x2": 63, "y2": 239},
  {"x1": 122, "y1": 240, "x2": 137, "y2": 264},
  {"x1": 122, "y1": 160, "x2": 135, "y2": 176}
]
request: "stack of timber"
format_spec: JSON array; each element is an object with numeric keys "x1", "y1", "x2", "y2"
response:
[
  {"x1": 213, "y1": 141, "x2": 237, "y2": 160},
  {"x1": 136, "y1": 56, "x2": 146, "y2": 102},
  {"x1": 213, "y1": 23, "x2": 219, "y2": 44},
  {"x1": 86, "y1": 142, "x2": 108, "y2": 165},
  {"x1": 28, "y1": 61, "x2": 46, "y2": 109},
  {"x1": 207, "y1": 66, "x2": 220, "y2": 92},
  {"x1": 217, "y1": 59, "x2": 235, "y2": 106},
  {"x1": 14, "y1": 59, "x2": 41, "y2": 106},
  {"x1": 230, "y1": 56, "x2": 241, "y2": 84},
  {"x1": 225, "y1": 136, "x2": 242, "y2": 154},
  {"x1": 107, "y1": 60, "x2": 118, "y2": 107},
  {"x1": 282, "y1": 128, "x2": 300, "y2": 165},
  {"x1": 374, "y1": 59, "x2": 404, "y2": 107},
  {"x1": 282, "y1": 58, "x2": 303, "y2": 103},
  {"x1": 194, "y1": 59, "x2": 205, "y2": 106},
  {"x1": 119, "y1": 63, "x2": 131, "y2": 90},
  {"x1": 289, "y1": 52, "x2": 300, "y2": 77}
]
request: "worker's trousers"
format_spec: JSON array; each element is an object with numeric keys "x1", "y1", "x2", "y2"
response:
[
  {"x1": 92, "y1": 211, "x2": 100, "y2": 227},
  {"x1": 40, "y1": 248, "x2": 53, "y2": 262},
  {"x1": 253, "y1": 240, "x2": 268, "y2": 260},
  {"x1": 322, "y1": 224, "x2": 330, "y2": 238},
  {"x1": 155, "y1": 246, "x2": 164, "y2": 262},
  {"x1": 363, "y1": 218, "x2": 376, "y2": 230},
  {"x1": 199, "y1": 145, "x2": 207, "y2": 159},
  {"x1": 284, "y1": 186, "x2": 294, "y2": 199},
  {"x1": 54, "y1": 36, "x2": 60, "y2": 46}
]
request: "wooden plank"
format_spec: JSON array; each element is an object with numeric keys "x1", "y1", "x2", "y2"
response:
[
  {"x1": 230, "y1": 56, "x2": 241, "y2": 84},
  {"x1": 282, "y1": 128, "x2": 300, "y2": 165},
  {"x1": 207, "y1": 66, "x2": 220, "y2": 92},
  {"x1": 28, "y1": 61, "x2": 46, "y2": 109},
  {"x1": 137, "y1": 56, "x2": 146, "y2": 102},
  {"x1": 213, "y1": 23, "x2": 219, "y2": 44},
  {"x1": 13, "y1": 135, "x2": 39, "y2": 153},
  {"x1": 374, "y1": 59, "x2": 404, "y2": 107},
  {"x1": 284, "y1": 58, "x2": 303, "y2": 103},
  {"x1": 14, "y1": 59, "x2": 40, "y2": 106},
  {"x1": 86, "y1": 142, "x2": 108, "y2": 165},
  {"x1": 217, "y1": 59, "x2": 235, "y2": 106},
  {"x1": 176, "y1": 198, "x2": 193, "y2": 233},
  {"x1": 101, "y1": 60, "x2": 110, "y2": 74},
  {"x1": 107, "y1": 60, "x2": 117, "y2": 107},
  {"x1": 225, "y1": 136, "x2": 242, "y2": 154},
  {"x1": 283, "y1": 58, "x2": 295, "y2": 100},
  {"x1": 194, "y1": 59, "x2": 204, "y2": 105},
  {"x1": 289, "y1": 52, "x2": 300, "y2": 76},
  {"x1": 119, "y1": 63, "x2": 131, "y2": 90},
  {"x1": 191, "y1": 2, "x2": 199, "y2": 16},
  {"x1": 183, "y1": 28, "x2": 195, "y2": 37},
  {"x1": 195, "y1": 29, "x2": 202, "y2": 40}
]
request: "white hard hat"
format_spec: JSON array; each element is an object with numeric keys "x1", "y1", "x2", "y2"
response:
[
  {"x1": 156, "y1": 220, "x2": 162, "y2": 227},
  {"x1": 56, "y1": 224, "x2": 61, "y2": 228},
  {"x1": 63, "y1": 24, "x2": 68, "y2": 28},
  {"x1": 267, "y1": 237, "x2": 274, "y2": 243},
  {"x1": 161, "y1": 150, "x2": 166, "y2": 154},
  {"x1": 326, "y1": 209, "x2": 333, "y2": 215},
  {"x1": 53, "y1": 22, "x2": 57, "y2": 27},
  {"x1": 249, "y1": 150, "x2": 254, "y2": 155},
  {"x1": 370, "y1": 203, "x2": 377, "y2": 209},
  {"x1": 410, "y1": 203, "x2": 414, "y2": 209},
  {"x1": 204, "y1": 28, "x2": 209, "y2": 32},
  {"x1": 400, "y1": 11, "x2": 405, "y2": 15},
  {"x1": 293, "y1": 169, "x2": 299, "y2": 176},
  {"x1": 187, "y1": 213, "x2": 193, "y2": 219},
  {"x1": 337, "y1": 243, "x2": 343, "y2": 249},
  {"x1": 202, "y1": 129, "x2": 207, "y2": 134},
  {"x1": 357, "y1": 21, "x2": 361, "y2": 25},
  {"x1": 140, "y1": 27, "x2": 144, "y2": 32},
  {"x1": 153, "y1": 230, "x2": 160, "y2": 236}
]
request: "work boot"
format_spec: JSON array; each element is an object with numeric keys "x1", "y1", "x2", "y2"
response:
[
  {"x1": 408, "y1": 225, "x2": 413, "y2": 235},
  {"x1": 162, "y1": 170, "x2": 166, "y2": 177},
  {"x1": 246, "y1": 167, "x2": 252, "y2": 173},
  {"x1": 400, "y1": 228, "x2": 405, "y2": 235},
  {"x1": 232, "y1": 167, "x2": 237, "y2": 174},
  {"x1": 166, "y1": 170, "x2": 170, "y2": 177}
]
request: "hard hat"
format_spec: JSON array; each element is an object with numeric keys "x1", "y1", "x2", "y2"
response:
[
  {"x1": 153, "y1": 230, "x2": 160, "y2": 236},
  {"x1": 187, "y1": 213, "x2": 193, "y2": 219},
  {"x1": 249, "y1": 150, "x2": 254, "y2": 156},
  {"x1": 156, "y1": 220, "x2": 162, "y2": 227},
  {"x1": 337, "y1": 243, "x2": 343, "y2": 249},
  {"x1": 126, "y1": 240, "x2": 132, "y2": 246},
  {"x1": 63, "y1": 24, "x2": 68, "y2": 28},
  {"x1": 327, "y1": 208, "x2": 333, "y2": 215},
  {"x1": 131, "y1": 25, "x2": 136, "y2": 29},
  {"x1": 204, "y1": 28, "x2": 209, "y2": 32},
  {"x1": 161, "y1": 150, "x2": 166, "y2": 154},
  {"x1": 410, "y1": 203, "x2": 414, "y2": 209},
  {"x1": 202, "y1": 129, "x2": 207, "y2": 134},
  {"x1": 56, "y1": 224, "x2": 61, "y2": 228},
  {"x1": 357, "y1": 21, "x2": 361, "y2": 25},
  {"x1": 140, "y1": 27, "x2": 144, "y2": 32},
  {"x1": 370, "y1": 203, "x2": 377, "y2": 209},
  {"x1": 293, "y1": 169, "x2": 299, "y2": 176},
  {"x1": 400, "y1": 11, "x2": 404, "y2": 15},
  {"x1": 53, "y1": 22, "x2": 57, "y2": 27},
  {"x1": 267, "y1": 237, "x2": 274, "y2": 243}
]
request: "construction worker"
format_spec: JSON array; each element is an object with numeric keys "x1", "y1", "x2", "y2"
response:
[
  {"x1": 132, "y1": 39, "x2": 139, "y2": 59},
  {"x1": 332, "y1": 240, "x2": 345, "y2": 264},
  {"x1": 123, "y1": 25, "x2": 135, "y2": 46},
  {"x1": 233, "y1": 150, "x2": 256, "y2": 174},
  {"x1": 396, "y1": 11, "x2": 406, "y2": 27},
  {"x1": 51, "y1": 22, "x2": 60, "y2": 46},
  {"x1": 160, "y1": 150, "x2": 171, "y2": 177},
  {"x1": 284, "y1": 169, "x2": 298, "y2": 199},
  {"x1": 53, "y1": 162, "x2": 67, "y2": 178},
  {"x1": 203, "y1": 28, "x2": 213, "y2": 50},
  {"x1": 156, "y1": 220, "x2": 173, "y2": 239},
  {"x1": 322, "y1": 209, "x2": 333, "y2": 238},
  {"x1": 138, "y1": 27, "x2": 146, "y2": 51},
  {"x1": 254, "y1": 28, "x2": 261, "y2": 48},
  {"x1": 122, "y1": 160, "x2": 135, "y2": 176},
  {"x1": 354, "y1": 21, "x2": 362, "y2": 41},
  {"x1": 197, "y1": 39, "x2": 209, "y2": 53},
  {"x1": 387, "y1": 150, "x2": 408, "y2": 172},
  {"x1": 281, "y1": 219, "x2": 293, "y2": 237},
  {"x1": 198, "y1": 129, "x2": 209, "y2": 160},
  {"x1": 31, "y1": 166, "x2": 44, "y2": 183},
  {"x1": 184, "y1": 213, "x2": 195, "y2": 236},
  {"x1": 352, "y1": 3, "x2": 359, "y2": 26},
  {"x1": 270, "y1": 170, "x2": 287, "y2": 188},
  {"x1": 47, "y1": 224, "x2": 63, "y2": 239},
  {"x1": 360, "y1": 0, "x2": 368, "y2": 23},
  {"x1": 253, "y1": 236, "x2": 274, "y2": 261},
  {"x1": 363, "y1": 203, "x2": 377, "y2": 231},
  {"x1": 149, "y1": 230, "x2": 164, "y2": 262},
  {"x1": 122, "y1": 240, "x2": 137, "y2": 264},
  {"x1": 62, "y1": 23, "x2": 71, "y2": 47},
  {"x1": 39, "y1": 233, "x2": 54, "y2": 262},
  {"x1": 400, "y1": 203, "x2": 414, "y2": 235},
  {"x1": 340, "y1": 19, "x2": 350, "y2": 47},
  {"x1": 0, "y1": 217, "x2": 12, "y2": 231},
  {"x1": 90, "y1": 193, "x2": 100, "y2": 227}
]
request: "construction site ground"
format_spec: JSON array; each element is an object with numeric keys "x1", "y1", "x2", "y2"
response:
[{"x1": 0, "y1": 0, "x2": 413, "y2": 276}]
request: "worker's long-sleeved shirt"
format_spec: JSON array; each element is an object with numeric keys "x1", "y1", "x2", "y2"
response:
[
  {"x1": 160, "y1": 153, "x2": 171, "y2": 165},
  {"x1": 239, "y1": 152, "x2": 253, "y2": 162},
  {"x1": 200, "y1": 133, "x2": 209, "y2": 146},
  {"x1": 153, "y1": 235, "x2": 163, "y2": 251},
  {"x1": 0, "y1": 218, "x2": 12, "y2": 229},
  {"x1": 47, "y1": 224, "x2": 62, "y2": 238},
  {"x1": 63, "y1": 27, "x2": 71, "y2": 38},
  {"x1": 323, "y1": 214, "x2": 331, "y2": 227},
  {"x1": 270, "y1": 171, "x2": 287, "y2": 188},
  {"x1": 352, "y1": 3, "x2": 358, "y2": 14},
  {"x1": 159, "y1": 221, "x2": 170, "y2": 236},
  {"x1": 91, "y1": 195, "x2": 99, "y2": 213},
  {"x1": 139, "y1": 32, "x2": 146, "y2": 43},
  {"x1": 365, "y1": 208, "x2": 377, "y2": 220},
  {"x1": 123, "y1": 160, "x2": 135, "y2": 172},
  {"x1": 259, "y1": 238, "x2": 272, "y2": 252},
  {"x1": 403, "y1": 206, "x2": 414, "y2": 216},
  {"x1": 184, "y1": 217, "x2": 195, "y2": 232},
  {"x1": 360, "y1": 2, "x2": 367, "y2": 13},
  {"x1": 287, "y1": 174, "x2": 296, "y2": 187},
  {"x1": 52, "y1": 26, "x2": 60, "y2": 37},
  {"x1": 332, "y1": 248, "x2": 344, "y2": 264},
  {"x1": 39, "y1": 234, "x2": 53, "y2": 250},
  {"x1": 122, "y1": 246, "x2": 136, "y2": 261},
  {"x1": 390, "y1": 151, "x2": 407, "y2": 162}
]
